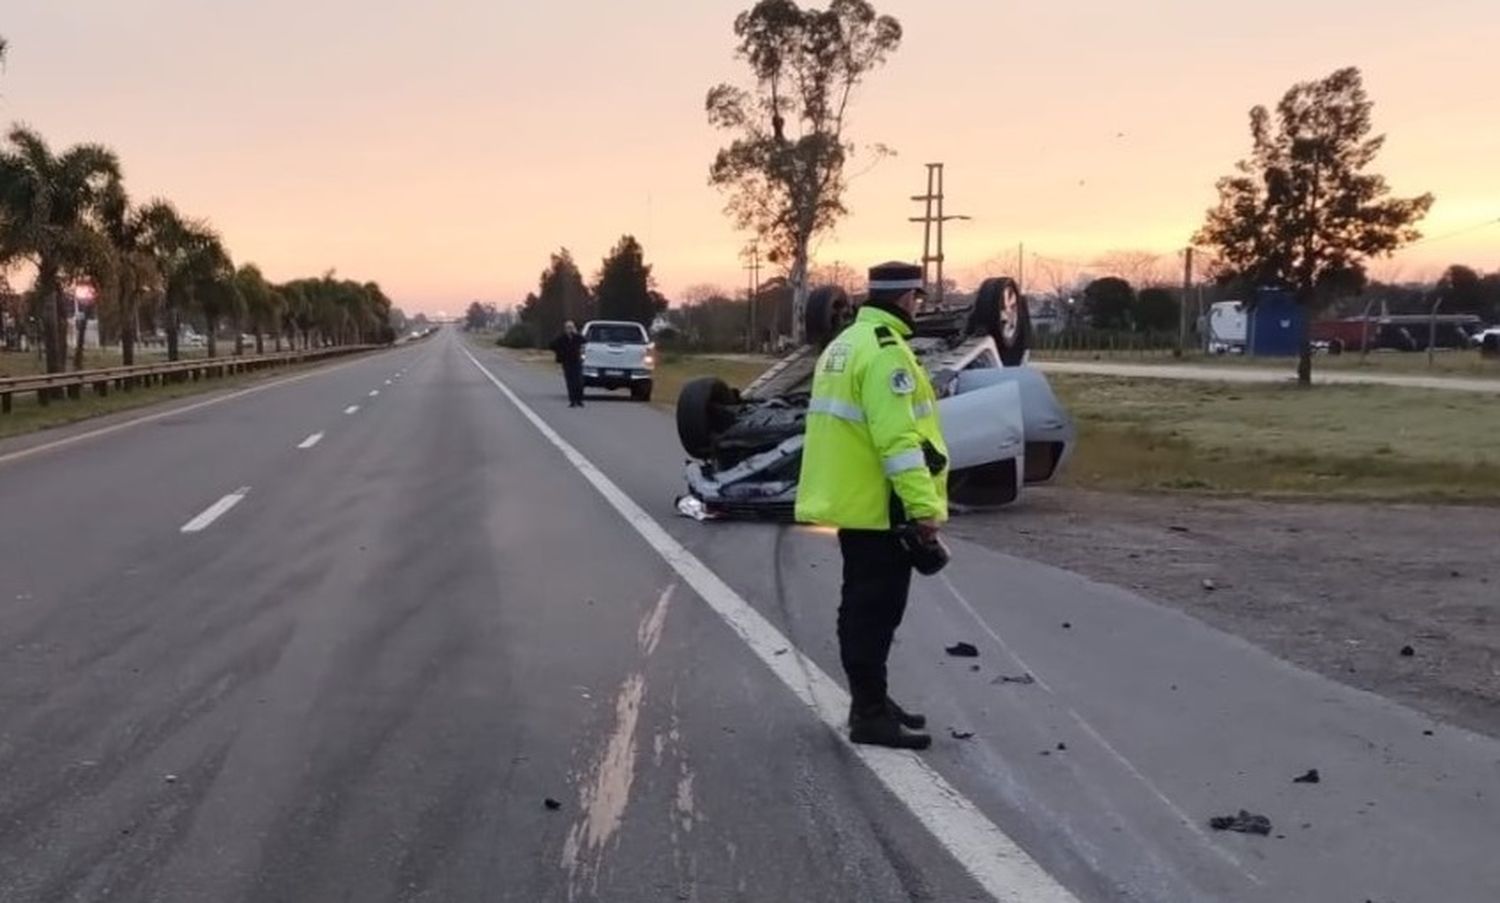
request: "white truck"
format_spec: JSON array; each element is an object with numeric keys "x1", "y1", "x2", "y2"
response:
[
  {"x1": 581, "y1": 320, "x2": 656, "y2": 401},
  {"x1": 1204, "y1": 301, "x2": 1247, "y2": 354}
]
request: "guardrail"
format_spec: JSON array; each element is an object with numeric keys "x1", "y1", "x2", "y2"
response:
[{"x1": 0, "y1": 345, "x2": 381, "y2": 414}]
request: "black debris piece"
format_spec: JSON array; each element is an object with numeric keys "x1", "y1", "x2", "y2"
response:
[
  {"x1": 1209, "y1": 810, "x2": 1272, "y2": 836},
  {"x1": 1400, "y1": 645, "x2": 1415, "y2": 657},
  {"x1": 950, "y1": 729, "x2": 975, "y2": 740},
  {"x1": 544, "y1": 798, "x2": 562, "y2": 811},
  {"x1": 945, "y1": 642, "x2": 980, "y2": 658},
  {"x1": 1423, "y1": 729, "x2": 1435, "y2": 736},
  {"x1": 1169, "y1": 525, "x2": 1190, "y2": 533},
  {"x1": 1062, "y1": 622, "x2": 1073, "y2": 630},
  {"x1": 992, "y1": 673, "x2": 1037, "y2": 686},
  {"x1": 773, "y1": 647, "x2": 788, "y2": 656},
  {"x1": 1040, "y1": 750, "x2": 1052, "y2": 757},
  {"x1": 1450, "y1": 570, "x2": 1462, "y2": 578},
  {"x1": 1056, "y1": 742, "x2": 1068, "y2": 752},
  {"x1": 1293, "y1": 769, "x2": 1321, "y2": 784},
  {"x1": 970, "y1": 664, "x2": 981, "y2": 672}
]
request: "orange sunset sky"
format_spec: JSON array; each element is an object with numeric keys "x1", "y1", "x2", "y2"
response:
[{"x1": 4, "y1": 1, "x2": 1498, "y2": 314}]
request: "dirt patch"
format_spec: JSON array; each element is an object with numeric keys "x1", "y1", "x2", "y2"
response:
[{"x1": 951, "y1": 488, "x2": 1500, "y2": 738}]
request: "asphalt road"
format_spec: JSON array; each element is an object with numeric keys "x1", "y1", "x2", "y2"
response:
[{"x1": 1, "y1": 329, "x2": 1495, "y2": 903}]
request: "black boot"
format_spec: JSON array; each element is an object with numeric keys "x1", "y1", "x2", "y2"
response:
[
  {"x1": 846, "y1": 698, "x2": 927, "y2": 731},
  {"x1": 887, "y1": 698, "x2": 927, "y2": 731},
  {"x1": 849, "y1": 708, "x2": 932, "y2": 751}
]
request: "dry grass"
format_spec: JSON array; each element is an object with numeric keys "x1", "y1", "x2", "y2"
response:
[{"x1": 1053, "y1": 374, "x2": 1500, "y2": 501}]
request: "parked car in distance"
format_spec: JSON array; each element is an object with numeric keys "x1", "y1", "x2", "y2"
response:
[{"x1": 581, "y1": 320, "x2": 655, "y2": 401}]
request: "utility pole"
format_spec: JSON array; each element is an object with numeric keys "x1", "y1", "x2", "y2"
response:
[
  {"x1": 1017, "y1": 242, "x2": 1025, "y2": 292},
  {"x1": 743, "y1": 245, "x2": 761, "y2": 352},
  {"x1": 1179, "y1": 247, "x2": 1194, "y2": 357},
  {"x1": 909, "y1": 163, "x2": 970, "y2": 305}
]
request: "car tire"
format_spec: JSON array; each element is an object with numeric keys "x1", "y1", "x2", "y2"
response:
[
  {"x1": 677, "y1": 377, "x2": 736, "y2": 459},
  {"x1": 968, "y1": 277, "x2": 1012, "y2": 338},
  {"x1": 804, "y1": 286, "x2": 852, "y2": 349},
  {"x1": 632, "y1": 381, "x2": 653, "y2": 402}
]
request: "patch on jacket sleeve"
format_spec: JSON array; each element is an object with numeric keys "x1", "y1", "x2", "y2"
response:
[
  {"x1": 889, "y1": 367, "x2": 916, "y2": 395},
  {"x1": 823, "y1": 342, "x2": 850, "y2": 373}
]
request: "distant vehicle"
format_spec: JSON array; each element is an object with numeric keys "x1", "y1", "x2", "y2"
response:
[
  {"x1": 1204, "y1": 301, "x2": 1247, "y2": 354},
  {"x1": 581, "y1": 320, "x2": 655, "y2": 401},
  {"x1": 1314, "y1": 314, "x2": 1482, "y2": 353},
  {"x1": 1470, "y1": 326, "x2": 1500, "y2": 348}
]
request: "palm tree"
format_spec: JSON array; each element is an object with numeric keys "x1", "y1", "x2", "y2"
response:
[
  {"x1": 0, "y1": 126, "x2": 121, "y2": 373},
  {"x1": 98, "y1": 185, "x2": 161, "y2": 365},
  {"x1": 139, "y1": 201, "x2": 227, "y2": 361},
  {"x1": 234, "y1": 264, "x2": 275, "y2": 354},
  {"x1": 185, "y1": 234, "x2": 235, "y2": 358}
]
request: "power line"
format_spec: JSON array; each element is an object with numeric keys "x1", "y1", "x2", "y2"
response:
[{"x1": 1407, "y1": 216, "x2": 1500, "y2": 247}]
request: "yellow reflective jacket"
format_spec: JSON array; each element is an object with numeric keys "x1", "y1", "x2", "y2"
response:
[{"x1": 794, "y1": 305, "x2": 949, "y2": 530}]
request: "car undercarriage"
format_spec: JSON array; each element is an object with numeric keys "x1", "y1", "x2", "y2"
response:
[{"x1": 674, "y1": 280, "x2": 1076, "y2": 521}]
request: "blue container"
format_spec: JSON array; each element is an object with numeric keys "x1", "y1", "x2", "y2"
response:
[{"x1": 1248, "y1": 288, "x2": 1303, "y2": 357}]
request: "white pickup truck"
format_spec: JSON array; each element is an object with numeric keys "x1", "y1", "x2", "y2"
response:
[{"x1": 581, "y1": 320, "x2": 655, "y2": 401}]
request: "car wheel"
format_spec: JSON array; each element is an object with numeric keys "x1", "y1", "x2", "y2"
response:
[
  {"x1": 804, "y1": 286, "x2": 852, "y2": 349},
  {"x1": 677, "y1": 377, "x2": 737, "y2": 459},
  {"x1": 968, "y1": 277, "x2": 1012, "y2": 338},
  {"x1": 632, "y1": 381, "x2": 653, "y2": 402}
]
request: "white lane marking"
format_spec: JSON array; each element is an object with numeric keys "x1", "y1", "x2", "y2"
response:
[
  {"x1": 369, "y1": 389, "x2": 380, "y2": 397},
  {"x1": 0, "y1": 353, "x2": 389, "y2": 469},
  {"x1": 462, "y1": 347, "x2": 1077, "y2": 903},
  {"x1": 181, "y1": 487, "x2": 250, "y2": 533},
  {"x1": 939, "y1": 576, "x2": 1263, "y2": 885},
  {"x1": 297, "y1": 432, "x2": 324, "y2": 450},
  {"x1": 344, "y1": 405, "x2": 360, "y2": 415}
]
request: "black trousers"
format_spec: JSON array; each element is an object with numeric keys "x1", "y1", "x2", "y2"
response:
[
  {"x1": 561, "y1": 364, "x2": 584, "y2": 405},
  {"x1": 838, "y1": 529, "x2": 914, "y2": 715}
]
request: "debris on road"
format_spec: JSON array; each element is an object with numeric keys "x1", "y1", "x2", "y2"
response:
[
  {"x1": 945, "y1": 642, "x2": 980, "y2": 658},
  {"x1": 1056, "y1": 742, "x2": 1068, "y2": 751},
  {"x1": 950, "y1": 729, "x2": 975, "y2": 740},
  {"x1": 969, "y1": 664, "x2": 981, "y2": 672},
  {"x1": 773, "y1": 647, "x2": 788, "y2": 656},
  {"x1": 1400, "y1": 645, "x2": 1415, "y2": 657},
  {"x1": 1209, "y1": 810, "x2": 1273, "y2": 836},
  {"x1": 1202, "y1": 578, "x2": 1218, "y2": 592},
  {"x1": 1169, "y1": 525, "x2": 1191, "y2": 533},
  {"x1": 992, "y1": 673, "x2": 1036, "y2": 686},
  {"x1": 163, "y1": 774, "x2": 178, "y2": 784},
  {"x1": 1293, "y1": 769, "x2": 1321, "y2": 784},
  {"x1": 1062, "y1": 622, "x2": 1073, "y2": 630},
  {"x1": 675, "y1": 495, "x2": 718, "y2": 522},
  {"x1": 544, "y1": 798, "x2": 562, "y2": 811}
]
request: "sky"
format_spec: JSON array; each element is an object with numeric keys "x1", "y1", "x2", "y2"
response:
[{"x1": 4, "y1": 0, "x2": 1498, "y2": 315}]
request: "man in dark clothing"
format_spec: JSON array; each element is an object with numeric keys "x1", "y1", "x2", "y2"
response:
[{"x1": 550, "y1": 320, "x2": 586, "y2": 407}]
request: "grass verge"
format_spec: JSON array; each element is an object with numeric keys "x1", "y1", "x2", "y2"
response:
[
  {"x1": 1053, "y1": 374, "x2": 1500, "y2": 502},
  {"x1": 1034, "y1": 347, "x2": 1500, "y2": 379}
]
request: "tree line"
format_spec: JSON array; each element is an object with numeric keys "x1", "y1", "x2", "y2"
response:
[
  {"x1": 0, "y1": 37, "x2": 402, "y2": 374},
  {"x1": 496, "y1": 236, "x2": 666, "y2": 348}
]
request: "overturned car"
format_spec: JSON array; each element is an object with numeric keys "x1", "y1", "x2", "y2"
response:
[{"x1": 674, "y1": 278, "x2": 1076, "y2": 520}]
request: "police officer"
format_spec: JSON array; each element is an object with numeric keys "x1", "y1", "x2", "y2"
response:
[{"x1": 795, "y1": 262, "x2": 949, "y2": 750}]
